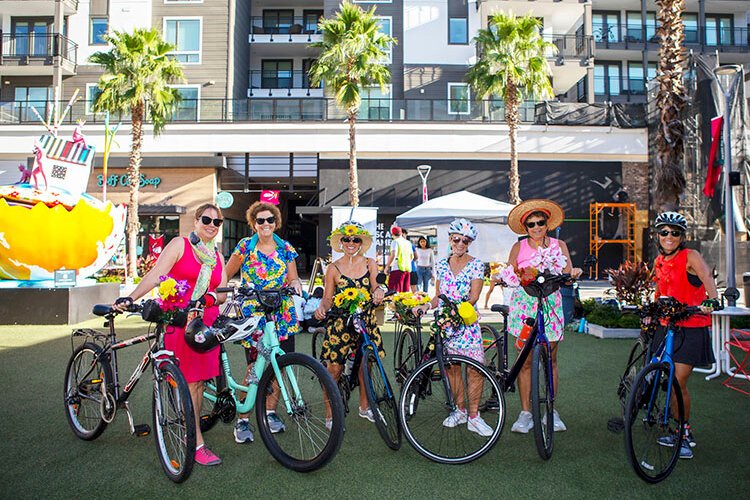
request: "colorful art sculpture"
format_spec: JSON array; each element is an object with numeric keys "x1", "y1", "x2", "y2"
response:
[{"x1": 0, "y1": 94, "x2": 126, "y2": 281}]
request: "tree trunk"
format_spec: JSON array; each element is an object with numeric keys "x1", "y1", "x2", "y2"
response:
[
  {"x1": 654, "y1": 0, "x2": 687, "y2": 211},
  {"x1": 348, "y1": 110, "x2": 359, "y2": 207},
  {"x1": 505, "y1": 82, "x2": 522, "y2": 204},
  {"x1": 127, "y1": 100, "x2": 145, "y2": 279}
]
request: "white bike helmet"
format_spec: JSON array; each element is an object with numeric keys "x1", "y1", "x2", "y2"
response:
[
  {"x1": 654, "y1": 212, "x2": 687, "y2": 231},
  {"x1": 448, "y1": 218, "x2": 478, "y2": 241}
]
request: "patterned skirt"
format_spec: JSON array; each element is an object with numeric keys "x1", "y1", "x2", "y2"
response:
[{"x1": 507, "y1": 287, "x2": 564, "y2": 342}]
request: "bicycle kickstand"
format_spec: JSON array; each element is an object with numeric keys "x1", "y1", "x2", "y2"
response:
[{"x1": 123, "y1": 402, "x2": 151, "y2": 437}]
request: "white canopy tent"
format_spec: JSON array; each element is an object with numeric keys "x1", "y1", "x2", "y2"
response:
[{"x1": 395, "y1": 191, "x2": 518, "y2": 264}]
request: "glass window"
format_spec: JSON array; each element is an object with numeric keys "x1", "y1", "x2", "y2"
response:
[
  {"x1": 449, "y1": 18, "x2": 468, "y2": 44},
  {"x1": 594, "y1": 63, "x2": 621, "y2": 96},
  {"x1": 138, "y1": 216, "x2": 180, "y2": 257},
  {"x1": 85, "y1": 84, "x2": 103, "y2": 114},
  {"x1": 263, "y1": 10, "x2": 294, "y2": 34},
  {"x1": 683, "y1": 14, "x2": 698, "y2": 44},
  {"x1": 90, "y1": 17, "x2": 108, "y2": 45},
  {"x1": 593, "y1": 12, "x2": 619, "y2": 42},
  {"x1": 375, "y1": 17, "x2": 392, "y2": 63},
  {"x1": 164, "y1": 18, "x2": 201, "y2": 63},
  {"x1": 14, "y1": 87, "x2": 50, "y2": 120},
  {"x1": 360, "y1": 86, "x2": 391, "y2": 121},
  {"x1": 261, "y1": 60, "x2": 293, "y2": 88},
  {"x1": 171, "y1": 86, "x2": 199, "y2": 121},
  {"x1": 625, "y1": 12, "x2": 656, "y2": 42},
  {"x1": 705, "y1": 15, "x2": 733, "y2": 46},
  {"x1": 448, "y1": 83, "x2": 470, "y2": 114},
  {"x1": 303, "y1": 10, "x2": 323, "y2": 33}
]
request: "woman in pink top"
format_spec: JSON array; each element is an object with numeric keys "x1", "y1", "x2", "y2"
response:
[
  {"x1": 113, "y1": 203, "x2": 228, "y2": 466},
  {"x1": 504, "y1": 199, "x2": 581, "y2": 435}
]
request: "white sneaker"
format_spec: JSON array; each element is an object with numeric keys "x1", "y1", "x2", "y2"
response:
[
  {"x1": 358, "y1": 407, "x2": 375, "y2": 423},
  {"x1": 511, "y1": 411, "x2": 533, "y2": 434},
  {"x1": 467, "y1": 414, "x2": 494, "y2": 437},
  {"x1": 541, "y1": 409, "x2": 567, "y2": 432},
  {"x1": 325, "y1": 418, "x2": 333, "y2": 430},
  {"x1": 442, "y1": 408, "x2": 468, "y2": 428}
]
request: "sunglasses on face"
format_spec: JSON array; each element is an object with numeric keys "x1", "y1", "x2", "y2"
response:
[
  {"x1": 658, "y1": 229, "x2": 683, "y2": 238},
  {"x1": 200, "y1": 215, "x2": 224, "y2": 227},
  {"x1": 255, "y1": 216, "x2": 276, "y2": 226},
  {"x1": 525, "y1": 220, "x2": 547, "y2": 229},
  {"x1": 451, "y1": 236, "x2": 472, "y2": 245},
  {"x1": 341, "y1": 237, "x2": 362, "y2": 244}
]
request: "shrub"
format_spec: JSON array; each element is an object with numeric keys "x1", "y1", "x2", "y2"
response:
[
  {"x1": 617, "y1": 313, "x2": 641, "y2": 329},
  {"x1": 605, "y1": 260, "x2": 654, "y2": 306},
  {"x1": 586, "y1": 303, "x2": 622, "y2": 328}
]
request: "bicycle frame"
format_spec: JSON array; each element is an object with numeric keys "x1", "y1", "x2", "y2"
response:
[
  {"x1": 499, "y1": 307, "x2": 554, "y2": 401},
  {"x1": 643, "y1": 325, "x2": 678, "y2": 426},
  {"x1": 351, "y1": 313, "x2": 395, "y2": 401}
]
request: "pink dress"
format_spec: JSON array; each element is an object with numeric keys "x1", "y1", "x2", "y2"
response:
[{"x1": 164, "y1": 237, "x2": 223, "y2": 383}]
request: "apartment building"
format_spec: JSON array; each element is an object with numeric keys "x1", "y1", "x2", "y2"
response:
[{"x1": 1, "y1": 0, "x2": 745, "y2": 269}]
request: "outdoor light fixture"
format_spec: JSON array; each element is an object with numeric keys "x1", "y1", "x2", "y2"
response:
[
  {"x1": 416, "y1": 164, "x2": 431, "y2": 203},
  {"x1": 713, "y1": 64, "x2": 743, "y2": 307}
]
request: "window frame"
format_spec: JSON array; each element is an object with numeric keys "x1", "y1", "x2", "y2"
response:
[
  {"x1": 592, "y1": 11, "x2": 621, "y2": 43},
  {"x1": 624, "y1": 11, "x2": 656, "y2": 42},
  {"x1": 164, "y1": 0, "x2": 203, "y2": 4},
  {"x1": 163, "y1": 17, "x2": 203, "y2": 65},
  {"x1": 448, "y1": 83, "x2": 470, "y2": 115},
  {"x1": 374, "y1": 15, "x2": 392, "y2": 64},
  {"x1": 594, "y1": 61, "x2": 622, "y2": 97},
  {"x1": 261, "y1": 59, "x2": 294, "y2": 89},
  {"x1": 89, "y1": 17, "x2": 108, "y2": 45},
  {"x1": 85, "y1": 83, "x2": 104, "y2": 115},
  {"x1": 169, "y1": 84, "x2": 201, "y2": 121},
  {"x1": 360, "y1": 84, "x2": 392, "y2": 121},
  {"x1": 448, "y1": 17, "x2": 469, "y2": 45}
]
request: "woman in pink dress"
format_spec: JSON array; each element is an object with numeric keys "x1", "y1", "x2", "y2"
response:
[{"x1": 114, "y1": 203, "x2": 227, "y2": 466}]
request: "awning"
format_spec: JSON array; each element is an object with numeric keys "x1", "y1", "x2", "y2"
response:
[{"x1": 139, "y1": 204, "x2": 187, "y2": 216}]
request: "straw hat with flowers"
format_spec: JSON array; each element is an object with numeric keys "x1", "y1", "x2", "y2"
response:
[
  {"x1": 507, "y1": 199, "x2": 565, "y2": 235},
  {"x1": 328, "y1": 220, "x2": 373, "y2": 254}
]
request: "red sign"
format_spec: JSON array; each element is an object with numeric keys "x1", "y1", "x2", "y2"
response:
[
  {"x1": 260, "y1": 190, "x2": 280, "y2": 205},
  {"x1": 148, "y1": 235, "x2": 165, "y2": 255}
]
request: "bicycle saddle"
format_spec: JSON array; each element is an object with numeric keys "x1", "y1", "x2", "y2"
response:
[{"x1": 490, "y1": 304, "x2": 509, "y2": 315}]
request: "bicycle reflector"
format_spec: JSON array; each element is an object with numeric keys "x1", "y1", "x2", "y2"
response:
[{"x1": 184, "y1": 318, "x2": 221, "y2": 352}]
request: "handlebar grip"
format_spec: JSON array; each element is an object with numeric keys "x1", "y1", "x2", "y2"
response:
[
  {"x1": 383, "y1": 289, "x2": 397, "y2": 298},
  {"x1": 215, "y1": 286, "x2": 235, "y2": 293}
]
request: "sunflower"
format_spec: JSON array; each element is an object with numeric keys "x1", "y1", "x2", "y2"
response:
[
  {"x1": 328, "y1": 334, "x2": 340, "y2": 345},
  {"x1": 344, "y1": 288, "x2": 357, "y2": 299},
  {"x1": 343, "y1": 225, "x2": 358, "y2": 236},
  {"x1": 341, "y1": 333, "x2": 350, "y2": 343}
]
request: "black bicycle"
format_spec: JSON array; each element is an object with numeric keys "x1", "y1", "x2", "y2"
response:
[{"x1": 63, "y1": 302, "x2": 196, "y2": 482}]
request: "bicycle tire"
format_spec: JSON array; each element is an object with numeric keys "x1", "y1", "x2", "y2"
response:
[
  {"x1": 394, "y1": 327, "x2": 419, "y2": 384},
  {"x1": 152, "y1": 361, "x2": 196, "y2": 483},
  {"x1": 531, "y1": 343, "x2": 554, "y2": 460},
  {"x1": 256, "y1": 352, "x2": 345, "y2": 472},
  {"x1": 312, "y1": 329, "x2": 326, "y2": 365},
  {"x1": 624, "y1": 362, "x2": 684, "y2": 484},
  {"x1": 63, "y1": 342, "x2": 112, "y2": 441},
  {"x1": 617, "y1": 336, "x2": 649, "y2": 413},
  {"x1": 399, "y1": 355, "x2": 505, "y2": 464},
  {"x1": 362, "y1": 347, "x2": 402, "y2": 450},
  {"x1": 199, "y1": 373, "x2": 228, "y2": 433},
  {"x1": 480, "y1": 324, "x2": 502, "y2": 373}
]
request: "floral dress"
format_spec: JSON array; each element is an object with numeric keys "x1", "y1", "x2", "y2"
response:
[
  {"x1": 232, "y1": 237, "x2": 300, "y2": 358},
  {"x1": 321, "y1": 269, "x2": 385, "y2": 365},
  {"x1": 433, "y1": 257, "x2": 485, "y2": 362}
]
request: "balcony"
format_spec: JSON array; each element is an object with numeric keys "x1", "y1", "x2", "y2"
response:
[
  {"x1": 594, "y1": 25, "x2": 749, "y2": 53},
  {"x1": 248, "y1": 70, "x2": 324, "y2": 98},
  {"x1": 0, "y1": 32, "x2": 77, "y2": 76},
  {"x1": 1, "y1": 0, "x2": 78, "y2": 16},
  {"x1": 249, "y1": 16, "x2": 323, "y2": 44},
  {"x1": 592, "y1": 76, "x2": 652, "y2": 103}
]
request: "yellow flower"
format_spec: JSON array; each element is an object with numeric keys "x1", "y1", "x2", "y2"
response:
[
  {"x1": 344, "y1": 288, "x2": 357, "y2": 299},
  {"x1": 334, "y1": 295, "x2": 345, "y2": 307},
  {"x1": 158, "y1": 278, "x2": 178, "y2": 299},
  {"x1": 341, "y1": 333, "x2": 350, "y2": 343},
  {"x1": 361, "y1": 289, "x2": 371, "y2": 301},
  {"x1": 343, "y1": 225, "x2": 357, "y2": 236},
  {"x1": 328, "y1": 334, "x2": 340, "y2": 345}
]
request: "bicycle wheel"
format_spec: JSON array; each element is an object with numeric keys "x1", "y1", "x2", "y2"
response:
[
  {"x1": 624, "y1": 362, "x2": 684, "y2": 484},
  {"x1": 394, "y1": 327, "x2": 419, "y2": 384},
  {"x1": 531, "y1": 343, "x2": 554, "y2": 460},
  {"x1": 362, "y1": 347, "x2": 401, "y2": 450},
  {"x1": 152, "y1": 361, "x2": 196, "y2": 483},
  {"x1": 256, "y1": 352, "x2": 344, "y2": 472},
  {"x1": 617, "y1": 336, "x2": 649, "y2": 413},
  {"x1": 481, "y1": 324, "x2": 502, "y2": 373},
  {"x1": 399, "y1": 355, "x2": 504, "y2": 464},
  {"x1": 199, "y1": 373, "x2": 229, "y2": 433},
  {"x1": 312, "y1": 329, "x2": 326, "y2": 365},
  {"x1": 63, "y1": 342, "x2": 112, "y2": 441}
]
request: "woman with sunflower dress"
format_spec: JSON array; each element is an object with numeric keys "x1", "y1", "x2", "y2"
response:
[
  {"x1": 314, "y1": 221, "x2": 385, "y2": 426},
  {"x1": 224, "y1": 201, "x2": 302, "y2": 443}
]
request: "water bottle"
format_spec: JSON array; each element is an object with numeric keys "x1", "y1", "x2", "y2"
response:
[
  {"x1": 344, "y1": 351, "x2": 355, "y2": 377},
  {"x1": 515, "y1": 318, "x2": 534, "y2": 350}
]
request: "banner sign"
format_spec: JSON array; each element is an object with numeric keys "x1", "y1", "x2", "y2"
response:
[
  {"x1": 97, "y1": 173, "x2": 162, "y2": 189},
  {"x1": 261, "y1": 190, "x2": 280, "y2": 205}
]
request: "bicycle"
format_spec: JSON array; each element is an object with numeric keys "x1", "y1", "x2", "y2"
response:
[
  {"x1": 486, "y1": 272, "x2": 573, "y2": 460},
  {"x1": 399, "y1": 295, "x2": 504, "y2": 464},
  {"x1": 623, "y1": 297, "x2": 705, "y2": 484},
  {"x1": 63, "y1": 301, "x2": 196, "y2": 483},
  {"x1": 197, "y1": 285, "x2": 345, "y2": 472},
  {"x1": 327, "y1": 293, "x2": 402, "y2": 450}
]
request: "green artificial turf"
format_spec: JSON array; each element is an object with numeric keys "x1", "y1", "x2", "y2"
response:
[{"x1": 1, "y1": 317, "x2": 748, "y2": 499}]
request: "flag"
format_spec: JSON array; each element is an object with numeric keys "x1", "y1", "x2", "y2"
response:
[{"x1": 703, "y1": 115, "x2": 723, "y2": 197}]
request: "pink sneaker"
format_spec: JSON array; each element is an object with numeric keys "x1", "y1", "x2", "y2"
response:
[{"x1": 195, "y1": 445, "x2": 221, "y2": 466}]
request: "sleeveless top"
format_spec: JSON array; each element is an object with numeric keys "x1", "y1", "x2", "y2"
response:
[
  {"x1": 517, "y1": 237, "x2": 561, "y2": 268},
  {"x1": 331, "y1": 264, "x2": 378, "y2": 330},
  {"x1": 653, "y1": 249, "x2": 710, "y2": 328}
]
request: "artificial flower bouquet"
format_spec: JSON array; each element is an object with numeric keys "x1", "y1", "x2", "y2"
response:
[
  {"x1": 390, "y1": 291, "x2": 431, "y2": 325},
  {"x1": 497, "y1": 245, "x2": 568, "y2": 288},
  {"x1": 333, "y1": 287, "x2": 371, "y2": 314},
  {"x1": 155, "y1": 275, "x2": 191, "y2": 326}
]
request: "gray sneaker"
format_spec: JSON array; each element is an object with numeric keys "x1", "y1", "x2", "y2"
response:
[
  {"x1": 234, "y1": 419, "x2": 254, "y2": 443},
  {"x1": 267, "y1": 412, "x2": 286, "y2": 433}
]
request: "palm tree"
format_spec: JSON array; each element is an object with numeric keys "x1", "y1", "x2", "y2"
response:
[
  {"x1": 467, "y1": 13, "x2": 555, "y2": 204},
  {"x1": 90, "y1": 28, "x2": 185, "y2": 278},
  {"x1": 309, "y1": 1, "x2": 395, "y2": 207},
  {"x1": 654, "y1": 0, "x2": 687, "y2": 210}
]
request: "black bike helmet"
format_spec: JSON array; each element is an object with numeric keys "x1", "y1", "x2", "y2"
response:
[
  {"x1": 184, "y1": 317, "x2": 221, "y2": 352},
  {"x1": 654, "y1": 212, "x2": 687, "y2": 231}
]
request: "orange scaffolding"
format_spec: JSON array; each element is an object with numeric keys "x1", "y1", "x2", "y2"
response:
[{"x1": 589, "y1": 202, "x2": 637, "y2": 279}]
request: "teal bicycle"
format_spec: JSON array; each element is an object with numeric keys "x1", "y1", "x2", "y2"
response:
[{"x1": 195, "y1": 285, "x2": 345, "y2": 472}]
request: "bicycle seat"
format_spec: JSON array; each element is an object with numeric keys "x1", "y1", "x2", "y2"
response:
[
  {"x1": 93, "y1": 304, "x2": 114, "y2": 316},
  {"x1": 490, "y1": 304, "x2": 509, "y2": 315}
]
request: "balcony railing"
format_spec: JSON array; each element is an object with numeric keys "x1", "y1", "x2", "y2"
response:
[
  {"x1": 545, "y1": 34, "x2": 593, "y2": 61},
  {"x1": 0, "y1": 32, "x2": 78, "y2": 66},
  {"x1": 249, "y1": 70, "x2": 322, "y2": 92},
  {"x1": 250, "y1": 16, "x2": 322, "y2": 41},
  {"x1": 594, "y1": 25, "x2": 749, "y2": 52},
  {"x1": 592, "y1": 76, "x2": 652, "y2": 102}
]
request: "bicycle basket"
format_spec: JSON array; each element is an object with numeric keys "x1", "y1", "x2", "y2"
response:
[
  {"x1": 141, "y1": 299, "x2": 163, "y2": 323},
  {"x1": 522, "y1": 276, "x2": 562, "y2": 298}
]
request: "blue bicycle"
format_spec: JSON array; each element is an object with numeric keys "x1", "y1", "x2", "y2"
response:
[{"x1": 623, "y1": 296, "x2": 705, "y2": 483}]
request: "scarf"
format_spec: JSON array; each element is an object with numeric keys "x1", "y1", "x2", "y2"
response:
[{"x1": 188, "y1": 232, "x2": 217, "y2": 300}]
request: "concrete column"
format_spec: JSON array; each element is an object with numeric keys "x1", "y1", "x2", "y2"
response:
[
  {"x1": 583, "y1": 1, "x2": 594, "y2": 103},
  {"x1": 698, "y1": 0, "x2": 705, "y2": 47},
  {"x1": 52, "y1": 0, "x2": 64, "y2": 103}
]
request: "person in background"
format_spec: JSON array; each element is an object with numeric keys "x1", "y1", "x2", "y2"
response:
[
  {"x1": 385, "y1": 226, "x2": 413, "y2": 293},
  {"x1": 113, "y1": 203, "x2": 227, "y2": 466},
  {"x1": 302, "y1": 287, "x2": 325, "y2": 331},
  {"x1": 483, "y1": 262, "x2": 503, "y2": 310},
  {"x1": 402, "y1": 228, "x2": 419, "y2": 292},
  {"x1": 414, "y1": 236, "x2": 434, "y2": 294},
  {"x1": 651, "y1": 211, "x2": 719, "y2": 460}
]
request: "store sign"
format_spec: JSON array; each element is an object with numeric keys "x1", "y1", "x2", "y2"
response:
[
  {"x1": 260, "y1": 190, "x2": 280, "y2": 205},
  {"x1": 216, "y1": 191, "x2": 234, "y2": 209},
  {"x1": 96, "y1": 173, "x2": 162, "y2": 189}
]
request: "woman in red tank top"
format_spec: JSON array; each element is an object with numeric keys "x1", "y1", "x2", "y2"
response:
[{"x1": 651, "y1": 212, "x2": 718, "y2": 457}]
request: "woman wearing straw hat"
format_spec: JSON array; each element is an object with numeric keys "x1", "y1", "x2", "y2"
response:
[
  {"x1": 505, "y1": 199, "x2": 582, "y2": 435},
  {"x1": 315, "y1": 221, "x2": 386, "y2": 426}
]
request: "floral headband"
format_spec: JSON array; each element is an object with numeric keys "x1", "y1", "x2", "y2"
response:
[{"x1": 328, "y1": 220, "x2": 372, "y2": 241}]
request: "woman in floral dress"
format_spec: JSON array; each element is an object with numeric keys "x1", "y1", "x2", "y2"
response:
[
  {"x1": 414, "y1": 218, "x2": 493, "y2": 437},
  {"x1": 504, "y1": 199, "x2": 581, "y2": 435},
  {"x1": 224, "y1": 201, "x2": 302, "y2": 443}
]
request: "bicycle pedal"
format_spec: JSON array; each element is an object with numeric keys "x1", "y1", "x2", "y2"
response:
[{"x1": 133, "y1": 424, "x2": 151, "y2": 436}]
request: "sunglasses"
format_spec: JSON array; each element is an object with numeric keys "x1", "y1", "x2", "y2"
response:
[
  {"x1": 341, "y1": 237, "x2": 362, "y2": 244},
  {"x1": 525, "y1": 220, "x2": 547, "y2": 229},
  {"x1": 200, "y1": 215, "x2": 224, "y2": 227},
  {"x1": 658, "y1": 229, "x2": 683, "y2": 237},
  {"x1": 451, "y1": 236, "x2": 472, "y2": 245},
  {"x1": 255, "y1": 216, "x2": 276, "y2": 226}
]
